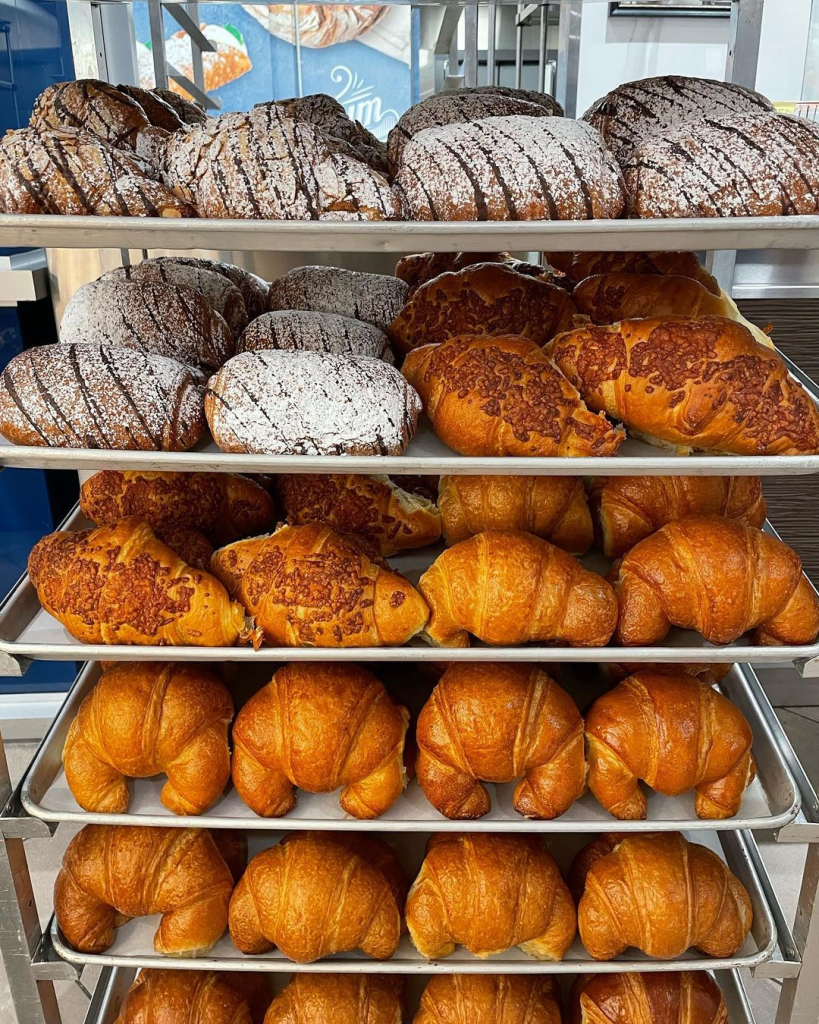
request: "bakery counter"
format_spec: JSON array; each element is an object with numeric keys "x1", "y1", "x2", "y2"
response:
[{"x1": 19, "y1": 661, "x2": 801, "y2": 835}]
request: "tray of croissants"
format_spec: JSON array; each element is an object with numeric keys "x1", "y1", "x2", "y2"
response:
[
  {"x1": 94, "y1": 962, "x2": 755, "y2": 1023},
  {"x1": 1, "y1": 249, "x2": 819, "y2": 475},
  {"x1": 3, "y1": 468, "x2": 818, "y2": 661},
  {"x1": 20, "y1": 658, "x2": 798, "y2": 833}
]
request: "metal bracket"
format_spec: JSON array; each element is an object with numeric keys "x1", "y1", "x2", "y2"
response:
[
  {"x1": 0, "y1": 652, "x2": 31, "y2": 678},
  {"x1": 742, "y1": 831, "x2": 803, "y2": 978},
  {"x1": 30, "y1": 922, "x2": 80, "y2": 983}
]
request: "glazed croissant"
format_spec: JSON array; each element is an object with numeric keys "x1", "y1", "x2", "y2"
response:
[
  {"x1": 569, "y1": 972, "x2": 728, "y2": 1024},
  {"x1": 264, "y1": 975, "x2": 403, "y2": 1024},
  {"x1": 590, "y1": 475, "x2": 766, "y2": 558},
  {"x1": 613, "y1": 515, "x2": 819, "y2": 646},
  {"x1": 417, "y1": 663, "x2": 586, "y2": 819},
  {"x1": 28, "y1": 518, "x2": 247, "y2": 647},
  {"x1": 232, "y1": 662, "x2": 409, "y2": 818},
  {"x1": 63, "y1": 662, "x2": 233, "y2": 815},
  {"x1": 80, "y1": 470, "x2": 275, "y2": 545},
  {"x1": 228, "y1": 832, "x2": 405, "y2": 961},
  {"x1": 406, "y1": 832, "x2": 576, "y2": 960},
  {"x1": 438, "y1": 474, "x2": 592, "y2": 554},
  {"x1": 546, "y1": 250, "x2": 720, "y2": 294},
  {"x1": 275, "y1": 473, "x2": 441, "y2": 556},
  {"x1": 115, "y1": 969, "x2": 270, "y2": 1024},
  {"x1": 419, "y1": 530, "x2": 618, "y2": 647},
  {"x1": 585, "y1": 670, "x2": 755, "y2": 819},
  {"x1": 402, "y1": 335, "x2": 624, "y2": 458},
  {"x1": 415, "y1": 976, "x2": 562, "y2": 1024},
  {"x1": 54, "y1": 825, "x2": 234, "y2": 955},
  {"x1": 573, "y1": 832, "x2": 753, "y2": 960},
  {"x1": 210, "y1": 523, "x2": 429, "y2": 648},
  {"x1": 548, "y1": 315, "x2": 819, "y2": 455}
]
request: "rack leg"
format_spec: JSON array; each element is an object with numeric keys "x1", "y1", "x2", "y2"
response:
[{"x1": 776, "y1": 844, "x2": 819, "y2": 1024}]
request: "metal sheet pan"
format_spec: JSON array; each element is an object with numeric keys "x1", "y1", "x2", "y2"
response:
[
  {"x1": 1, "y1": 349, "x2": 818, "y2": 476},
  {"x1": 3, "y1": 506, "x2": 818, "y2": 666},
  {"x1": 86, "y1": 965, "x2": 758, "y2": 1024},
  {"x1": 50, "y1": 828, "x2": 777, "y2": 975},
  {"x1": 20, "y1": 661, "x2": 801, "y2": 834},
  {"x1": 5, "y1": 213, "x2": 819, "y2": 253}
]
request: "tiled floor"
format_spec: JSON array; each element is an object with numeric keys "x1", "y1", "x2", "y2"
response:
[{"x1": 0, "y1": 704, "x2": 817, "y2": 1024}]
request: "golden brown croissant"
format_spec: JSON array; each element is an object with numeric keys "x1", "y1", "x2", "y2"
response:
[
  {"x1": 417, "y1": 663, "x2": 586, "y2": 819},
  {"x1": 568, "y1": 972, "x2": 727, "y2": 1024},
  {"x1": 604, "y1": 663, "x2": 731, "y2": 686},
  {"x1": 154, "y1": 525, "x2": 214, "y2": 571},
  {"x1": 388, "y1": 263, "x2": 577, "y2": 356},
  {"x1": 415, "y1": 976, "x2": 562, "y2": 1024},
  {"x1": 54, "y1": 825, "x2": 234, "y2": 955},
  {"x1": 438, "y1": 474, "x2": 592, "y2": 553},
  {"x1": 395, "y1": 251, "x2": 553, "y2": 295},
  {"x1": 115, "y1": 969, "x2": 271, "y2": 1024},
  {"x1": 590, "y1": 475, "x2": 766, "y2": 558},
  {"x1": 613, "y1": 514, "x2": 819, "y2": 646},
  {"x1": 573, "y1": 832, "x2": 752, "y2": 960},
  {"x1": 546, "y1": 250, "x2": 719, "y2": 294},
  {"x1": 62, "y1": 662, "x2": 232, "y2": 815},
  {"x1": 264, "y1": 975, "x2": 404, "y2": 1024},
  {"x1": 275, "y1": 473, "x2": 441, "y2": 556},
  {"x1": 232, "y1": 662, "x2": 409, "y2": 818},
  {"x1": 210, "y1": 523, "x2": 429, "y2": 648},
  {"x1": 572, "y1": 272, "x2": 774, "y2": 348},
  {"x1": 402, "y1": 335, "x2": 624, "y2": 458},
  {"x1": 585, "y1": 670, "x2": 755, "y2": 819},
  {"x1": 28, "y1": 518, "x2": 247, "y2": 647},
  {"x1": 419, "y1": 530, "x2": 617, "y2": 647},
  {"x1": 228, "y1": 832, "x2": 405, "y2": 961},
  {"x1": 406, "y1": 832, "x2": 576, "y2": 960},
  {"x1": 548, "y1": 316, "x2": 819, "y2": 455},
  {"x1": 80, "y1": 470, "x2": 275, "y2": 544}
]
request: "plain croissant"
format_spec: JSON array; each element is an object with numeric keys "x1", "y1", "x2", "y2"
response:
[
  {"x1": 231, "y1": 662, "x2": 409, "y2": 818},
  {"x1": 548, "y1": 315, "x2": 819, "y2": 455},
  {"x1": 569, "y1": 971, "x2": 728, "y2": 1024},
  {"x1": 210, "y1": 523, "x2": 429, "y2": 648},
  {"x1": 419, "y1": 530, "x2": 617, "y2": 647},
  {"x1": 613, "y1": 514, "x2": 819, "y2": 646},
  {"x1": 438, "y1": 474, "x2": 592, "y2": 554},
  {"x1": 417, "y1": 663, "x2": 586, "y2": 819},
  {"x1": 590, "y1": 475, "x2": 766, "y2": 558},
  {"x1": 264, "y1": 975, "x2": 403, "y2": 1024},
  {"x1": 406, "y1": 832, "x2": 576, "y2": 960},
  {"x1": 28, "y1": 518, "x2": 247, "y2": 646},
  {"x1": 63, "y1": 662, "x2": 233, "y2": 814},
  {"x1": 415, "y1": 976, "x2": 562, "y2": 1024},
  {"x1": 54, "y1": 825, "x2": 234, "y2": 955},
  {"x1": 585, "y1": 670, "x2": 755, "y2": 819},
  {"x1": 573, "y1": 832, "x2": 752, "y2": 960},
  {"x1": 228, "y1": 832, "x2": 406, "y2": 961},
  {"x1": 115, "y1": 969, "x2": 271, "y2": 1024}
]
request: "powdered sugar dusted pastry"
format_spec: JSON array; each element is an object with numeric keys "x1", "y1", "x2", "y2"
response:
[
  {"x1": 625, "y1": 113, "x2": 819, "y2": 218},
  {"x1": 276, "y1": 93, "x2": 388, "y2": 174},
  {"x1": 584, "y1": 74, "x2": 774, "y2": 164},
  {"x1": 268, "y1": 266, "x2": 408, "y2": 332},
  {"x1": 150, "y1": 256, "x2": 268, "y2": 320},
  {"x1": 387, "y1": 92, "x2": 553, "y2": 171},
  {"x1": 397, "y1": 115, "x2": 625, "y2": 221},
  {"x1": 0, "y1": 344, "x2": 204, "y2": 451},
  {"x1": 0, "y1": 126, "x2": 194, "y2": 217},
  {"x1": 60, "y1": 279, "x2": 234, "y2": 375},
  {"x1": 470, "y1": 84, "x2": 564, "y2": 116},
  {"x1": 103, "y1": 262, "x2": 248, "y2": 339},
  {"x1": 163, "y1": 105, "x2": 400, "y2": 221},
  {"x1": 152, "y1": 88, "x2": 207, "y2": 125},
  {"x1": 240, "y1": 310, "x2": 392, "y2": 361},
  {"x1": 206, "y1": 350, "x2": 421, "y2": 456}
]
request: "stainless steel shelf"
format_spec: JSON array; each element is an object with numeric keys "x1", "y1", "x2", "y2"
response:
[
  {"x1": 49, "y1": 828, "x2": 778, "y2": 976},
  {"x1": 4, "y1": 214, "x2": 819, "y2": 254},
  {"x1": 19, "y1": 661, "x2": 801, "y2": 835},
  {"x1": 3, "y1": 506, "x2": 817, "y2": 665}
]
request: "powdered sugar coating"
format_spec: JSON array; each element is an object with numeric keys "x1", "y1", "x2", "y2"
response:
[
  {"x1": 624, "y1": 113, "x2": 819, "y2": 218},
  {"x1": 584, "y1": 74, "x2": 774, "y2": 164},
  {"x1": 206, "y1": 350, "x2": 421, "y2": 456},
  {"x1": 396, "y1": 115, "x2": 625, "y2": 222},
  {"x1": 268, "y1": 266, "x2": 408, "y2": 331},
  {"x1": 0, "y1": 344, "x2": 205, "y2": 451},
  {"x1": 151, "y1": 256, "x2": 269, "y2": 320},
  {"x1": 240, "y1": 310, "x2": 392, "y2": 361}
]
